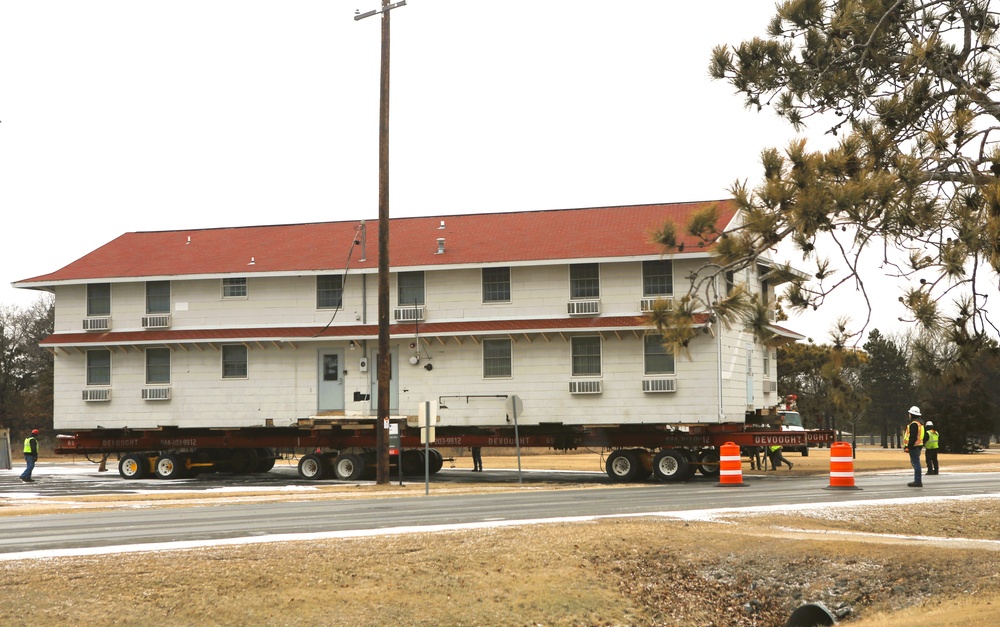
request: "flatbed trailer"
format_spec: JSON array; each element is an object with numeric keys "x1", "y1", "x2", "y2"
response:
[{"x1": 55, "y1": 421, "x2": 835, "y2": 483}]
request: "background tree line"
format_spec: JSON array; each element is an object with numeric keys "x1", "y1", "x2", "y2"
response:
[
  {"x1": 0, "y1": 297, "x2": 54, "y2": 445},
  {"x1": 778, "y1": 326, "x2": 1000, "y2": 453}
]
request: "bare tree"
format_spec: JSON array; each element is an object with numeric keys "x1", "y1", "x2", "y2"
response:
[{"x1": 0, "y1": 296, "x2": 54, "y2": 436}]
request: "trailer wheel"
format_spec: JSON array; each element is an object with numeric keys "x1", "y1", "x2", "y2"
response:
[
  {"x1": 428, "y1": 449, "x2": 444, "y2": 474},
  {"x1": 632, "y1": 448, "x2": 653, "y2": 480},
  {"x1": 297, "y1": 454, "x2": 327, "y2": 480},
  {"x1": 606, "y1": 449, "x2": 643, "y2": 482},
  {"x1": 652, "y1": 449, "x2": 689, "y2": 482},
  {"x1": 229, "y1": 448, "x2": 259, "y2": 474},
  {"x1": 401, "y1": 450, "x2": 423, "y2": 475},
  {"x1": 255, "y1": 448, "x2": 277, "y2": 472},
  {"x1": 154, "y1": 453, "x2": 188, "y2": 480},
  {"x1": 118, "y1": 454, "x2": 149, "y2": 480},
  {"x1": 332, "y1": 453, "x2": 367, "y2": 481},
  {"x1": 696, "y1": 450, "x2": 721, "y2": 478}
]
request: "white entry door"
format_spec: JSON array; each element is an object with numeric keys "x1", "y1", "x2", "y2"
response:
[{"x1": 318, "y1": 350, "x2": 345, "y2": 411}]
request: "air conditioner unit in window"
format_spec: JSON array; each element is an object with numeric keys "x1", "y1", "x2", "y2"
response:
[
  {"x1": 764, "y1": 380, "x2": 778, "y2": 394},
  {"x1": 567, "y1": 300, "x2": 600, "y2": 316},
  {"x1": 640, "y1": 297, "x2": 673, "y2": 313},
  {"x1": 82, "y1": 389, "x2": 111, "y2": 402},
  {"x1": 82, "y1": 317, "x2": 112, "y2": 331},
  {"x1": 142, "y1": 314, "x2": 171, "y2": 329},
  {"x1": 569, "y1": 380, "x2": 602, "y2": 394},
  {"x1": 142, "y1": 387, "x2": 171, "y2": 401},
  {"x1": 393, "y1": 306, "x2": 425, "y2": 322},
  {"x1": 642, "y1": 378, "x2": 677, "y2": 393}
]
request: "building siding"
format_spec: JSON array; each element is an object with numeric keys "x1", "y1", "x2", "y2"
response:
[{"x1": 32, "y1": 203, "x2": 796, "y2": 432}]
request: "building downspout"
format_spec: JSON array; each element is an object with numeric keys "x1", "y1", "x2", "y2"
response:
[
  {"x1": 717, "y1": 317, "x2": 724, "y2": 422},
  {"x1": 716, "y1": 275, "x2": 725, "y2": 422}
]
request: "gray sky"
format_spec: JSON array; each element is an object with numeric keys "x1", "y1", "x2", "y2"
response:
[{"x1": 0, "y1": 0, "x2": 908, "y2": 342}]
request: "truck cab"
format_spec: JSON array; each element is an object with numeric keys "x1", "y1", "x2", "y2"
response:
[{"x1": 777, "y1": 396, "x2": 809, "y2": 455}]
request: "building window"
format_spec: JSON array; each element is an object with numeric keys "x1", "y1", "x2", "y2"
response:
[
  {"x1": 222, "y1": 277, "x2": 248, "y2": 299},
  {"x1": 317, "y1": 275, "x2": 344, "y2": 309},
  {"x1": 644, "y1": 335, "x2": 676, "y2": 375},
  {"x1": 642, "y1": 260, "x2": 673, "y2": 297},
  {"x1": 482, "y1": 267, "x2": 511, "y2": 303},
  {"x1": 725, "y1": 270, "x2": 735, "y2": 296},
  {"x1": 146, "y1": 281, "x2": 171, "y2": 314},
  {"x1": 87, "y1": 283, "x2": 111, "y2": 316},
  {"x1": 86, "y1": 349, "x2": 111, "y2": 386},
  {"x1": 571, "y1": 336, "x2": 602, "y2": 376},
  {"x1": 763, "y1": 350, "x2": 772, "y2": 377},
  {"x1": 570, "y1": 264, "x2": 600, "y2": 299},
  {"x1": 483, "y1": 338, "x2": 512, "y2": 378},
  {"x1": 397, "y1": 271, "x2": 425, "y2": 307},
  {"x1": 222, "y1": 345, "x2": 248, "y2": 378},
  {"x1": 146, "y1": 348, "x2": 171, "y2": 384}
]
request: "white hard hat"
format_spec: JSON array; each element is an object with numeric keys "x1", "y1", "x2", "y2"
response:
[
  {"x1": 909, "y1": 406, "x2": 922, "y2": 416},
  {"x1": 925, "y1": 421, "x2": 933, "y2": 427}
]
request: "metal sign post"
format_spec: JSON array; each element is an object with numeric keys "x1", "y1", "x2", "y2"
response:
[
  {"x1": 389, "y1": 422, "x2": 402, "y2": 486},
  {"x1": 505, "y1": 395, "x2": 524, "y2": 484},
  {"x1": 420, "y1": 401, "x2": 436, "y2": 495}
]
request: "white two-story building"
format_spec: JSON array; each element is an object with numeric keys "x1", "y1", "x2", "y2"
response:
[{"x1": 15, "y1": 200, "x2": 800, "y2": 433}]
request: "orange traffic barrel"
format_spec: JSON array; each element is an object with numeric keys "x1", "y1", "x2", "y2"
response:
[
  {"x1": 825, "y1": 441, "x2": 862, "y2": 490},
  {"x1": 718, "y1": 442, "x2": 747, "y2": 487}
]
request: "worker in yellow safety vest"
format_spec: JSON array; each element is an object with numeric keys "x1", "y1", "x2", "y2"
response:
[
  {"x1": 767, "y1": 445, "x2": 794, "y2": 471},
  {"x1": 903, "y1": 407, "x2": 925, "y2": 488},
  {"x1": 20, "y1": 428, "x2": 39, "y2": 482},
  {"x1": 924, "y1": 420, "x2": 940, "y2": 476}
]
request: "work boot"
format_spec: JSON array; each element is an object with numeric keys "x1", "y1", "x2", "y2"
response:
[
  {"x1": 907, "y1": 481, "x2": 923, "y2": 487},
  {"x1": 788, "y1": 462, "x2": 794, "y2": 470}
]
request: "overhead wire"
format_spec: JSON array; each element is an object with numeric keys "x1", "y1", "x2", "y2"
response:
[{"x1": 312, "y1": 222, "x2": 365, "y2": 338}]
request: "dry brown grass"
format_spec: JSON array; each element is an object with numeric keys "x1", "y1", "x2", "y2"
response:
[
  {"x1": 2, "y1": 447, "x2": 998, "y2": 625},
  {"x1": 2, "y1": 502, "x2": 999, "y2": 626}
]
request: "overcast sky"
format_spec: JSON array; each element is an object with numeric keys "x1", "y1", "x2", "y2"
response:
[{"x1": 0, "y1": 0, "x2": 911, "y2": 342}]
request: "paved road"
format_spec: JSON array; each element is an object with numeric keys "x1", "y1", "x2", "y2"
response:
[
  {"x1": 1, "y1": 463, "x2": 997, "y2": 557},
  {"x1": 0, "y1": 462, "x2": 611, "y2": 497}
]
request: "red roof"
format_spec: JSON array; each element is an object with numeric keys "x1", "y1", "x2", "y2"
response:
[{"x1": 17, "y1": 200, "x2": 737, "y2": 285}]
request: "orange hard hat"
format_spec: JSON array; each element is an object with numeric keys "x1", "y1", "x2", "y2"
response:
[{"x1": 31, "y1": 429, "x2": 39, "y2": 435}]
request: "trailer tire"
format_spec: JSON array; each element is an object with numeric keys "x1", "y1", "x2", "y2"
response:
[
  {"x1": 154, "y1": 453, "x2": 188, "y2": 480},
  {"x1": 606, "y1": 449, "x2": 643, "y2": 482},
  {"x1": 696, "y1": 450, "x2": 721, "y2": 478},
  {"x1": 229, "y1": 448, "x2": 259, "y2": 474},
  {"x1": 297, "y1": 454, "x2": 327, "y2": 480},
  {"x1": 652, "y1": 449, "x2": 689, "y2": 482},
  {"x1": 633, "y1": 448, "x2": 653, "y2": 480},
  {"x1": 332, "y1": 453, "x2": 367, "y2": 481},
  {"x1": 428, "y1": 449, "x2": 444, "y2": 474},
  {"x1": 119, "y1": 454, "x2": 149, "y2": 480},
  {"x1": 401, "y1": 450, "x2": 423, "y2": 475},
  {"x1": 255, "y1": 448, "x2": 277, "y2": 472}
]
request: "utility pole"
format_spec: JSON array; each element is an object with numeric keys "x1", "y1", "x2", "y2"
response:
[{"x1": 356, "y1": 0, "x2": 406, "y2": 484}]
